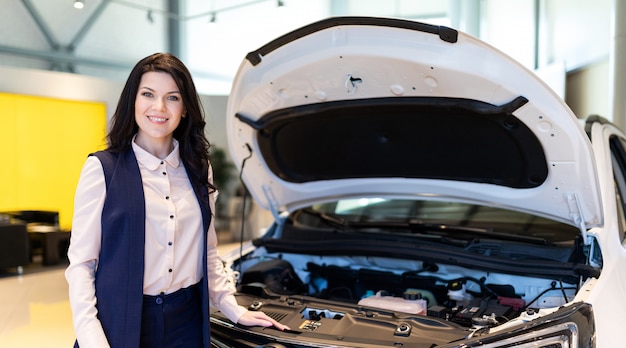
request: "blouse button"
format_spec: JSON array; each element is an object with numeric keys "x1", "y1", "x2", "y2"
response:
[
  {"x1": 169, "y1": 215, "x2": 174, "y2": 219},
  {"x1": 160, "y1": 161, "x2": 164, "y2": 165},
  {"x1": 168, "y1": 241, "x2": 173, "y2": 246},
  {"x1": 162, "y1": 172, "x2": 167, "y2": 175},
  {"x1": 168, "y1": 268, "x2": 173, "y2": 273},
  {"x1": 165, "y1": 196, "x2": 170, "y2": 200}
]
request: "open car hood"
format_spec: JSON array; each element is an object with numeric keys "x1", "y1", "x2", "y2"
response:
[{"x1": 226, "y1": 16, "x2": 602, "y2": 230}]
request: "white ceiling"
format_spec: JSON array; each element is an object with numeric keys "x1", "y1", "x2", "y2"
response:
[
  {"x1": 0, "y1": 0, "x2": 613, "y2": 98},
  {"x1": 0, "y1": 0, "x2": 451, "y2": 95}
]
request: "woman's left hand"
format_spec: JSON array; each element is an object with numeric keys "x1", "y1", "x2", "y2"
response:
[{"x1": 237, "y1": 310, "x2": 291, "y2": 331}]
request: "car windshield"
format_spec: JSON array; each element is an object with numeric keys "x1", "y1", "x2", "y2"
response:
[{"x1": 295, "y1": 198, "x2": 580, "y2": 243}]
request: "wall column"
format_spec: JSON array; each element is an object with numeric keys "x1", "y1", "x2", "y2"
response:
[{"x1": 611, "y1": 0, "x2": 626, "y2": 130}]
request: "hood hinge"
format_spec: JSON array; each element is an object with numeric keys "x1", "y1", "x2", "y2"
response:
[{"x1": 566, "y1": 193, "x2": 590, "y2": 245}]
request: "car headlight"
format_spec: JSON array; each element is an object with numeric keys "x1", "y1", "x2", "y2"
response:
[{"x1": 442, "y1": 302, "x2": 594, "y2": 348}]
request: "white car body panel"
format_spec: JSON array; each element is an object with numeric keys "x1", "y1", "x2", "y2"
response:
[{"x1": 580, "y1": 122, "x2": 626, "y2": 345}]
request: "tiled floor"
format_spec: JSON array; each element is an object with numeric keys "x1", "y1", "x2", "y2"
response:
[
  {"x1": 0, "y1": 267, "x2": 74, "y2": 347},
  {"x1": 0, "y1": 241, "x2": 241, "y2": 348}
]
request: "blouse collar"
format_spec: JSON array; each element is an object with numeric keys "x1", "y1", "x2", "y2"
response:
[{"x1": 131, "y1": 136, "x2": 181, "y2": 170}]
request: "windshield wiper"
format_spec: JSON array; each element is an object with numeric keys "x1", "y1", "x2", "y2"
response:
[
  {"x1": 343, "y1": 219, "x2": 554, "y2": 246},
  {"x1": 296, "y1": 212, "x2": 555, "y2": 246},
  {"x1": 406, "y1": 219, "x2": 556, "y2": 246},
  {"x1": 295, "y1": 211, "x2": 471, "y2": 247},
  {"x1": 297, "y1": 208, "x2": 348, "y2": 230}
]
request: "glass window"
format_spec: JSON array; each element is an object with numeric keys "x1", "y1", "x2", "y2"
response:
[
  {"x1": 609, "y1": 136, "x2": 626, "y2": 245},
  {"x1": 304, "y1": 198, "x2": 580, "y2": 243}
]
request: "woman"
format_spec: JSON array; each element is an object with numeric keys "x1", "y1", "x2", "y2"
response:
[{"x1": 65, "y1": 53, "x2": 287, "y2": 347}]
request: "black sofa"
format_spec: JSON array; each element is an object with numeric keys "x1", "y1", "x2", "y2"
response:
[
  {"x1": 0, "y1": 222, "x2": 30, "y2": 273},
  {"x1": 1, "y1": 210, "x2": 70, "y2": 266}
]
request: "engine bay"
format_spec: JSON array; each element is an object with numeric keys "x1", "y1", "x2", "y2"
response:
[
  {"x1": 210, "y1": 208, "x2": 600, "y2": 346},
  {"x1": 214, "y1": 249, "x2": 585, "y2": 345}
]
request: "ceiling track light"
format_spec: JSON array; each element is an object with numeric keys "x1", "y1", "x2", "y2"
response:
[
  {"x1": 73, "y1": 0, "x2": 84, "y2": 9},
  {"x1": 209, "y1": 12, "x2": 217, "y2": 23},
  {"x1": 277, "y1": 0, "x2": 285, "y2": 7}
]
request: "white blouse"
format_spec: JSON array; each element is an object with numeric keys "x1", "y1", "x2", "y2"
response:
[{"x1": 65, "y1": 139, "x2": 247, "y2": 347}]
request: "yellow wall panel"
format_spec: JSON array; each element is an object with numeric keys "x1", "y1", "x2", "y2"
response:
[
  {"x1": 0, "y1": 95, "x2": 18, "y2": 204},
  {"x1": 0, "y1": 93, "x2": 107, "y2": 231}
]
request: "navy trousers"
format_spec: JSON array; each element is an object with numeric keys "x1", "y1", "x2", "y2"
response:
[{"x1": 140, "y1": 282, "x2": 203, "y2": 348}]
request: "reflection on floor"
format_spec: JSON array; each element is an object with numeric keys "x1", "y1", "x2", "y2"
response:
[
  {"x1": 0, "y1": 267, "x2": 73, "y2": 347},
  {"x1": 0, "y1": 241, "x2": 242, "y2": 347}
]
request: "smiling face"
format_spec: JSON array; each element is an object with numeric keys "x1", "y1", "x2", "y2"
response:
[{"x1": 134, "y1": 71, "x2": 185, "y2": 154}]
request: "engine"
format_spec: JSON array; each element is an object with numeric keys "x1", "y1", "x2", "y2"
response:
[{"x1": 236, "y1": 256, "x2": 577, "y2": 330}]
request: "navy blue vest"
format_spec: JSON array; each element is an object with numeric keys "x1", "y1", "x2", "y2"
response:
[{"x1": 83, "y1": 149, "x2": 212, "y2": 347}]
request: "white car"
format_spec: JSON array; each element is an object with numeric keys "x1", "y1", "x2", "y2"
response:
[{"x1": 210, "y1": 16, "x2": 625, "y2": 347}]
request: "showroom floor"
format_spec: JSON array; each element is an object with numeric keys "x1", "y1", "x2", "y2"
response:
[{"x1": 0, "y1": 240, "x2": 241, "y2": 347}]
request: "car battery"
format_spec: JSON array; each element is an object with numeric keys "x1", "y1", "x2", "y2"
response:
[{"x1": 451, "y1": 297, "x2": 517, "y2": 326}]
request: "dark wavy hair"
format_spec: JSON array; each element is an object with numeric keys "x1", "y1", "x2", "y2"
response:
[{"x1": 107, "y1": 52, "x2": 214, "y2": 192}]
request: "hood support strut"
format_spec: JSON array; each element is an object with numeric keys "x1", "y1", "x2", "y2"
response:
[
  {"x1": 566, "y1": 193, "x2": 590, "y2": 245},
  {"x1": 263, "y1": 184, "x2": 286, "y2": 238}
]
